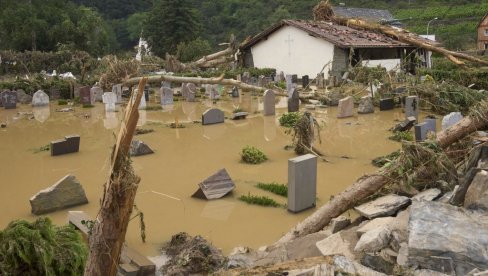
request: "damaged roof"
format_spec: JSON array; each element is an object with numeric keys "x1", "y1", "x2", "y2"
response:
[
  {"x1": 332, "y1": 7, "x2": 395, "y2": 23},
  {"x1": 241, "y1": 19, "x2": 421, "y2": 50}
]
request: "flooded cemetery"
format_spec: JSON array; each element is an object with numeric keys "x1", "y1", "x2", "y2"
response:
[{"x1": 2, "y1": 0, "x2": 488, "y2": 275}]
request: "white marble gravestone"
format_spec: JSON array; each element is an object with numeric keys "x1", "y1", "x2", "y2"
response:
[
  {"x1": 102, "y1": 92, "x2": 117, "y2": 112},
  {"x1": 263, "y1": 90, "x2": 275, "y2": 116}
]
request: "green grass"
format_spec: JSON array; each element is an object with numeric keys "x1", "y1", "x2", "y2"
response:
[
  {"x1": 238, "y1": 193, "x2": 282, "y2": 207},
  {"x1": 389, "y1": 131, "x2": 414, "y2": 142},
  {"x1": 82, "y1": 103, "x2": 94, "y2": 108},
  {"x1": 241, "y1": 146, "x2": 267, "y2": 164},
  {"x1": 57, "y1": 99, "x2": 68, "y2": 105},
  {"x1": 256, "y1": 182, "x2": 288, "y2": 197}
]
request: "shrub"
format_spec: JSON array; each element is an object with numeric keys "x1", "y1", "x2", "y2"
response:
[
  {"x1": 238, "y1": 193, "x2": 282, "y2": 207},
  {"x1": 256, "y1": 182, "x2": 287, "y2": 197},
  {"x1": 279, "y1": 112, "x2": 301, "y2": 128},
  {"x1": 389, "y1": 131, "x2": 414, "y2": 142},
  {"x1": 241, "y1": 146, "x2": 267, "y2": 164}
]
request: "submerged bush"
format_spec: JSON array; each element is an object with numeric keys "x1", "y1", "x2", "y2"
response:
[
  {"x1": 241, "y1": 146, "x2": 267, "y2": 164},
  {"x1": 256, "y1": 182, "x2": 288, "y2": 197},
  {"x1": 238, "y1": 193, "x2": 282, "y2": 207},
  {"x1": 279, "y1": 112, "x2": 301, "y2": 128},
  {"x1": 0, "y1": 217, "x2": 88, "y2": 275}
]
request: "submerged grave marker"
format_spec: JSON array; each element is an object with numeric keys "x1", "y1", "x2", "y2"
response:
[
  {"x1": 202, "y1": 108, "x2": 224, "y2": 125},
  {"x1": 32, "y1": 90, "x2": 50, "y2": 107},
  {"x1": 186, "y1": 83, "x2": 196, "y2": 102},
  {"x1": 161, "y1": 87, "x2": 174, "y2": 105},
  {"x1": 358, "y1": 96, "x2": 374, "y2": 114},
  {"x1": 288, "y1": 88, "x2": 299, "y2": 112},
  {"x1": 192, "y1": 168, "x2": 235, "y2": 200},
  {"x1": 79, "y1": 86, "x2": 92, "y2": 105},
  {"x1": 263, "y1": 89, "x2": 275, "y2": 116},
  {"x1": 112, "y1": 84, "x2": 122, "y2": 103},
  {"x1": 379, "y1": 98, "x2": 395, "y2": 111},
  {"x1": 337, "y1": 96, "x2": 354, "y2": 118},
  {"x1": 50, "y1": 135, "x2": 80, "y2": 156},
  {"x1": 415, "y1": 122, "x2": 428, "y2": 141},
  {"x1": 1, "y1": 90, "x2": 17, "y2": 109},
  {"x1": 102, "y1": 92, "x2": 117, "y2": 112},
  {"x1": 405, "y1": 96, "x2": 419, "y2": 120},
  {"x1": 288, "y1": 154, "x2": 317, "y2": 213}
]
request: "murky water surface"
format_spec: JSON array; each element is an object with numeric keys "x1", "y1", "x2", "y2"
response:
[{"x1": 0, "y1": 91, "x2": 403, "y2": 256}]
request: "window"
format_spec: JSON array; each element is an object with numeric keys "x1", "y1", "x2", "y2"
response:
[
  {"x1": 485, "y1": 29, "x2": 488, "y2": 36},
  {"x1": 486, "y1": 43, "x2": 488, "y2": 50}
]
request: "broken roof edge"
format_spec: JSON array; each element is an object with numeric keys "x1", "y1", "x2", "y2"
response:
[
  {"x1": 478, "y1": 12, "x2": 488, "y2": 28},
  {"x1": 240, "y1": 19, "x2": 419, "y2": 51}
]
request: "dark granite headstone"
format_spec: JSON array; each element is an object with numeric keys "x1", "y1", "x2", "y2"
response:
[
  {"x1": 79, "y1": 86, "x2": 91, "y2": 105},
  {"x1": 231, "y1": 86, "x2": 239, "y2": 98},
  {"x1": 1, "y1": 91, "x2": 17, "y2": 109},
  {"x1": 302, "y1": 75, "x2": 309, "y2": 88},
  {"x1": 202, "y1": 108, "x2": 224, "y2": 125},
  {"x1": 291, "y1": 74, "x2": 298, "y2": 84},
  {"x1": 393, "y1": 116, "x2": 417, "y2": 132},
  {"x1": 379, "y1": 98, "x2": 395, "y2": 111},
  {"x1": 415, "y1": 122, "x2": 428, "y2": 141},
  {"x1": 288, "y1": 88, "x2": 300, "y2": 112},
  {"x1": 144, "y1": 85, "x2": 150, "y2": 102},
  {"x1": 49, "y1": 87, "x2": 61, "y2": 100},
  {"x1": 50, "y1": 135, "x2": 80, "y2": 156}
]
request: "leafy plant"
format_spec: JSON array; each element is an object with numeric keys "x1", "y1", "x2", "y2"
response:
[
  {"x1": 58, "y1": 99, "x2": 68, "y2": 105},
  {"x1": 389, "y1": 131, "x2": 414, "y2": 142},
  {"x1": 279, "y1": 112, "x2": 301, "y2": 127},
  {"x1": 0, "y1": 217, "x2": 88, "y2": 275},
  {"x1": 238, "y1": 193, "x2": 282, "y2": 207},
  {"x1": 256, "y1": 182, "x2": 287, "y2": 197},
  {"x1": 241, "y1": 146, "x2": 268, "y2": 164}
]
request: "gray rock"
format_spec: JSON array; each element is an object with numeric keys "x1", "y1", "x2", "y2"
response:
[
  {"x1": 412, "y1": 188, "x2": 441, "y2": 201},
  {"x1": 129, "y1": 140, "x2": 154, "y2": 156},
  {"x1": 285, "y1": 231, "x2": 329, "y2": 260},
  {"x1": 29, "y1": 175, "x2": 88, "y2": 215},
  {"x1": 16, "y1": 89, "x2": 32, "y2": 104},
  {"x1": 328, "y1": 216, "x2": 351, "y2": 234},
  {"x1": 337, "y1": 96, "x2": 354, "y2": 118},
  {"x1": 356, "y1": 217, "x2": 395, "y2": 237},
  {"x1": 397, "y1": 242, "x2": 409, "y2": 266},
  {"x1": 361, "y1": 253, "x2": 395, "y2": 275},
  {"x1": 354, "y1": 226, "x2": 391, "y2": 253},
  {"x1": 358, "y1": 96, "x2": 374, "y2": 114},
  {"x1": 464, "y1": 170, "x2": 488, "y2": 211},
  {"x1": 441, "y1": 112, "x2": 463, "y2": 130},
  {"x1": 354, "y1": 194, "x2": 411, "y2": 219},
  {"x1": 437, "y1": 185, "x2": 459, "y2": 203},
  {"x1": 316, "y1": 228, "x2": 359, "y2": 260},
  {"x1": 414, "y1": 269, "x2": 450, "y2": 276},
  {"x1": 408, "y1": 201, "x2": 488, "y2": 275},
  {"x1": 333, "y1": 255, "x2": 387, "y2": 276}
]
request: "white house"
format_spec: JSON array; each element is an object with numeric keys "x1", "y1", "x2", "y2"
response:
[{"x1": 239, "y1": 20, "x2": 432, "y2": 78}]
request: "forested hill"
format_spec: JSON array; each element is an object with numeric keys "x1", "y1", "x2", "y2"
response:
[{"x1": 0, "y1": 0, "x2": 486, "y2": 57}]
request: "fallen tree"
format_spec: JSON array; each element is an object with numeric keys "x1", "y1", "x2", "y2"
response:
[
  {"x1": 275, "y1": 99, "x2": 488, "y2": 246},
  {"x1": 84, "y1": 78, "x2": 147, "y2": 275}
]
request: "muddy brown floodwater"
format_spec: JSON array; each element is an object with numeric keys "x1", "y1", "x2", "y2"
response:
[{"x1": 0, "y1": 90, "x2": 404, "y2": 257}]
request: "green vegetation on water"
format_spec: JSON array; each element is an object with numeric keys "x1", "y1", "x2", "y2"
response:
[
  {"x1": 389, "y1": 131, "x2": 414, "y2": 142},
  {"x1": 279, "y1": 112, "x2": 302, "y2": 128},
  {"x1": 238, "y1": 193, "x2": 282, "y2": 208},
  {"x1": 241, "y1": 146, "x2": 268, "y2": 164},
  {"x1": 256, "y1": 182, "x2": 288, "y2": 197}
]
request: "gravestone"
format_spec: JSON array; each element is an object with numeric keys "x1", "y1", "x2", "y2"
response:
[
  {"x1": 231, "y1": 86, "x2": 239, "y2": 98},
  {"x1": 205, "y1": 84, "x2": 212, "y2": 97},
  {"x1": 192, "y1": 168, "x2": 235, "y2": 200},
  {"x1": 133, "y1": 89, "x2": 147, "y2": 110},
  {"x1": 181, "y1": 83, "x2": 189, "y2": 98},
  {"x1": 102, "y1": 92, "x2": 117, "y2": 112},
  {"x1": 90, "y1": 86, "x2": 103, "y2": 103},
  {"x1": 1, "y1": 91, "x2": 17, "y2": 109},
  {"x1": 112, "y1": 84, "x2": 122, "y2": 103},
  {"x1": 263, "y1": 90, "x2": 275, "y2": 116},
  {"x1": 279, "y1": 71, "x2": 285, "y2": 82},
  {"x1": 337, "y1": 96, "x2": 354, "y2": 118},
  {"x1": 316, "y1": 73, "x2": 325, "y2": 89},
  {"x1": 202, "y1": 108, "x2": 224, "y2": 125},
  {"x1": 358, "y1": 96, "x2": 374, "y2": 114},
  {"x1": 258, "y1": 75, "x2": 265, "y2": 87},
  {"x1": 379, "y1": 98, "x2": 394, "y2": 111},
  {"x1": 144, "y1": 85, "x2": 150, "y2": 102},
  {"x1": 122, "y1": 87, "x2": 130, "y2": 98},
  {"x1": 186, "y1": 83, "x2": 196, "y2": 102},
  {"x1": 29, "y1": 175, "x2": 88, "y2": 215},
  {"x1": 288, "y1": 154, "x2": 317, "y2": 213},
  {"x1": 405, "y1": 96, "x2": 419, "y2": 119},
  {"x1": 442, "y1": 112, "x2": 463, "y2": 130},
  {"x1": 161, "y1": 87, "x2": 174, "y2": 105},
  {"x1": 50, "y1": 135, "x2": 80, "y2": 156},
  {"x1": 210, "y1": 84, "x2": 220, "y2": 100},
  {"x1": 415, "y1": 122, "x2": 428, "y2": 141},
  {"x1": 49, "y1": 87, "x2": 61, "y2": 100},
  {"x1": 393, "y1": 116, "x2": 417, "y2": 132},
  {"x1": 286, "y1": 74, "x2": 293, "y2": 95},
  {"x1": 288, "y1": 88, "x2": 300, "y2": 112},
  {"x1": 302, "y1": 75, "x2": 309, "y2": 88},
  {"x1": 79, "y1": 86, "x2": 91, "y2": 105},
  {"x1": 250, "y1": 77, "x2": 257, "y2": 86},
  {"x1": 242, "y1": 72, "x2": 251, "y2": 84},
  {"x1": 291, "y1": 74, "x2": 298, "y2": 84},
  {"x1": 161, "y1": 81, "x2": 171, "y2": 88},
  {"x1": 129, "y1": 140, "x2": 154, "y2": 156},
  {"x1": 32, "y1": 90, "x2": 50, "y2": 107},
  {"x1": 424, "y1": 118, "x2": 437, "y2": 135},
  {"x1": 16, "y1": 89, "x2": 32, "y2": 104}
]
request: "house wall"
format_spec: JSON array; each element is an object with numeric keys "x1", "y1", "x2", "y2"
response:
[
  {"x1": 478, "y1": 15, "x2": 488, "y2": 50},
  {"x1": 330, "y1": 47, "x2": 348, "y2": 78},
  {"x1": 250, "y1": 25, "x2": 335, "y2": 78}
]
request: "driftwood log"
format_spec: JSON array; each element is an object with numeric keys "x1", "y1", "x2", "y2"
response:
[
  {"x1": 84, "y1": 78, "x2": 147, "y2": 275},
  {"x1": 275, "y1": 102, "x2": 488, "y2": 246}
]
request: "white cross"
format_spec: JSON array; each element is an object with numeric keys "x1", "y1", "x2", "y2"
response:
[{"x1": 285, "y1": 35, "x2": 294, "y2": 57}]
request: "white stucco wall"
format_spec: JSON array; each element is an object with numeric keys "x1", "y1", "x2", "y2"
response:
[
  {"x1": 362, "y1": 59, "x2": 401, "y2": 71},
  {"x1": 251, "y1": 25, "x2": 335, "y2": 78}
]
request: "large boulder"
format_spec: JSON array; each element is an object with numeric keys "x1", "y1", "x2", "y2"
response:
[
  {"x1": 408, "y1": 201, "x2": 488, "y2": 275},
  {"x1": 29, "y1": 175, "x2": 88, "y2": 215},
  {"x1": 464, "y1": 170, "x2": 488, "y2": 211},
  {"x1": 354, "y1": 226, "x2": 391, "y2": 253}
]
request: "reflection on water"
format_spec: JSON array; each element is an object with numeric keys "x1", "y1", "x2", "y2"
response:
[{"x1": 0, "y1": 92, "x2": 408, "y2": 256}]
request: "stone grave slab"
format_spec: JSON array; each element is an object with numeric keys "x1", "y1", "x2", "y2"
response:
[
  {"x1": 354, "y1": 194, "x2": 410, "y2": 219},
  {"x1": 49, "y1": 87, "x2": 61, "y2": 100},
  {"x1": 1, "y1": 90, "x2": 17, "y2": 109},
  {"x1": 129, "y1": 140, "x2": 154, "y2": 156},
  {"x1": 32, "y1": 90, "x2": 50, "y2": 107},
  {"x1": 186, "y1": 84, "x2": 196, "y2": 102},
  {"x1": 79, "y1": 86, "x2": 91, "y2": 105},
  {"x1": 112, "y1": 84, "x2": 123, "y2": 103},
  {"x1": 50, "y1": 135, "x2": 80, "y2": 156},
  {"x1": 90, "y1": 86, "x2": 103, "y2": 103},
  {"x1": 263, "y1": 90, "x2": 275, "y2": 116},
  {"x1": 202, "y1": 108, "x2": 224, "y2": 125},
  {"x1": 181, "y1": 83, "x2": 189, "y2": 98},
  {"x1": 393, "y1": 116, "x2": 417, "y2": 132},
  {"x1": 337, "y1": 96, "x2": 354, "y2": 118},
  {"x1": 102, "y1": 92, "x2": 117, "y2": 112},
  {"x1": 231, "y1": 112, "x2": 248, "y2": 120},
  {"x1": 415, "y1": 122, "x2": 428, "y2": 141},
  {"x1": 358, "y1": 96, "x2": 374, "y2": 114},
  {"x1": 405, "y1": 96, "x2": 419, "y2": 119},
  {"x1": 424, "y1": 118, "x2": 437, "y2": 136},
  {"x1": 161, "y1": 87, "x2": 174, "y2": 105},
  {"x1": 30, "y1": 175, "x2": 88, "y2": 215},
  {"x1": 288, "y1": 88, "x2": 299, "y2": 112},
  {"x1": 379, "y1": 98, "x2": 394, "y2": 111},
  {"x1": 288, "y1": 154, "x2": 317, "y2": 213},
  {"x1": 302, "y1": 75, "x2": 309, "y2": 88},
  {"x1": 192, "y1": 168, "x2": 235, "y2": 200}
]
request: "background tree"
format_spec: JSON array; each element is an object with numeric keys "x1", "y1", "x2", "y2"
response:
[{"x1": 144, "y1": 0, "x2": 201, "y2": 57}]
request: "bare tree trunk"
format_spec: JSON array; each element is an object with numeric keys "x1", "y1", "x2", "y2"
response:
[
  {"x1": 275, "y1": 102, "x2": 488, "y2": 245},
  {"x1": 84, "y1": 78, "x2": 148, "y2": 276}
]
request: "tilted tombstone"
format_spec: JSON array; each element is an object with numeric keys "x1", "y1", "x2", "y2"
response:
[
  {"x1": 405, "y1": 96, "x2": 419, "y2": 120},
  {"x1": 202, "y1": 108, "x2": 224, "y2": 125},
  {"x1": 79, "y1": 86, "x2": 91, "y2": 105},
  {"x1": 32, "y1": 90, "x2": 50, "y2": 107},
  {"x1": 50, "y1": 135, "x2": 80, "y2": 156},
  {"x1": 186, "y1": 83, "x2": 197, "y2": 102},
  {"x1": 161, "y1": 87, "x2": 174, "y2": 105},
  {"x1": 231, "y1": 86, "x2": 239, "y2": 98},
  {"x1": 337, "y1": 96, "x2": 354, "y2": 118},
  {"x1": 1, "y1": 91, "x2": 17, "y2": 109},
  {"x1": 288, "y1": 88, "x2": 300, "y2": 112},
  {"x1": 288, "y1": 154, "x2": 317, "y2": 213},
  {"x1": 263, "y1": 90, "x2": 275, "y2": 116},
  {"x1": 102, "y1": 92, "x2": 117, "y2": 112},
  {"x1": 112, "y1": 84, "x2": 123, "y2": 103},
  {"x1": 302, "y1": 75, "x2": 309, "y2": 88}
]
